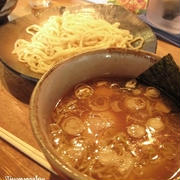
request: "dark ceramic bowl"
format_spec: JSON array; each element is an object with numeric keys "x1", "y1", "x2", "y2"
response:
[
  {"x1": 30, "y1": 48, "x2": 161, "y2": 180},
  {"x1": 0, "y1": 4, "x2": 156, "y2": 81},
  {"x1": 0, "y1": 0, "x2": 17, "y2": 24}
]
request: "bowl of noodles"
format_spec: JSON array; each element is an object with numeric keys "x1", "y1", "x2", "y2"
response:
[
  {"x1": 0, "y1": 4, "x2": 157, "y2": 81},
  {"x1": 30, "y1": 48, "x2": 180, "y2": 180}
]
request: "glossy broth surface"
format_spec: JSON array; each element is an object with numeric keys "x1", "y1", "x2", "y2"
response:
[{"x1": 49, "y1": 78, "x2": 180, "y2": 180}]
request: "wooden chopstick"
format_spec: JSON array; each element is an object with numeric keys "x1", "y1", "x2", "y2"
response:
[{"x1": 0, "y1": 127, "x2": 57, "y2": 175}]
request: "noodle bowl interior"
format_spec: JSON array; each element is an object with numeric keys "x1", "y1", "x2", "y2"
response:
[
  {"x1": 49, "y1": 78, "x2": 180, "y2": 180},
  {"x1": 12, "y1": 11, "x2": 144, "y2": 74}
]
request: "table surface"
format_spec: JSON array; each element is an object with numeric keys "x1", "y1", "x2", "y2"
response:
[{"x1": 0, "y1": 0, "x2": 179, "y2": 179}]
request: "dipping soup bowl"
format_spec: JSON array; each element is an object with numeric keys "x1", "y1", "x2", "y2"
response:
[{"x1": 30, "y1": 48, "x2": 160, "y2": 180}]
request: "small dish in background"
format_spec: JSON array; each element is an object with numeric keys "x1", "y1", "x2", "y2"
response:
[
  {"x1": 0, "y1": 0, "x2": 17, "y2": 25},
  {"x1": 29, "y1": 0, "x2": 51, "y2": 10},
  {"x1": 146, "y1": 0, "x2": 180, "y2": 35}
]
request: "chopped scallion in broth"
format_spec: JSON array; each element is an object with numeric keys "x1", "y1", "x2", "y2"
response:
[{"x1": 49, "y1": 78, "x2": 180, "y2": 180}]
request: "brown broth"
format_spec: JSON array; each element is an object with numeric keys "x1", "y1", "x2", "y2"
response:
[{"x1": 49, "y1": 78, "x2": 180, "y2": 180}]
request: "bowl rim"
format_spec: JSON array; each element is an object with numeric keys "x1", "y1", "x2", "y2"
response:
[{"x1": 30, "y1": 48, "x2": 161, "y2": 180}]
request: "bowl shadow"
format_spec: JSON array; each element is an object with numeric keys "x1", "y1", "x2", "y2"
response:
[{"x1": 2, "y1": 64, "x2": 36, "y2": 104}]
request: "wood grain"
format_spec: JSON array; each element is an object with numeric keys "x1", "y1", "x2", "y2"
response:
[
  {"x1": 157, "y1": 40, "x2": 180, "y2": 66},
  {"x1": 0, "y1": 0, "x2": 179, "y2": 179}
]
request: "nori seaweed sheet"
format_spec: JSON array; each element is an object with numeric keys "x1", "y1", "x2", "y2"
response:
[{"x1": 137, "y1": 54, "x2": 180, "y2": 108}]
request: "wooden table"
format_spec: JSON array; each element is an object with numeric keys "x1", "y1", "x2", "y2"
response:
[{"x1": 0, "y1": 0, "x2": 179, "y2": 180}]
